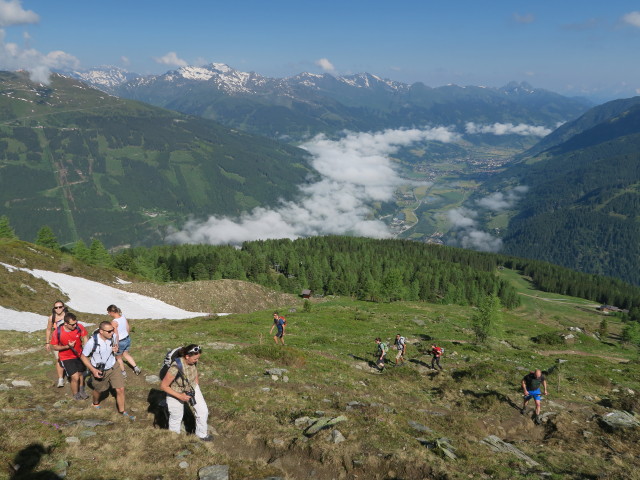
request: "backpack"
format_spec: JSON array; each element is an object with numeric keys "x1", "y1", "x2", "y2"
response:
[
  {"x1": 159, "y1": 346, "x2": 184, "y2": 380},
  {"x1": 433, "y1": 346, "x2": 444, "y2": 356},
  {"x1": 87, "y1": 329, "x2": 115, "y2": 358},
  {"x1": 379, "y1": 342, "x2": 389, "y2": 355}
]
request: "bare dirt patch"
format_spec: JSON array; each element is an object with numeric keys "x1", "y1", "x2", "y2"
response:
[{"x1": 117, "y1": 279, "x2": 300, "y2": 314}]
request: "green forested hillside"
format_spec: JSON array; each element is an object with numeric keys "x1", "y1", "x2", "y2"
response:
[
  {"x1": 0, "y1": 72, "x2": 310, "y2": 247},
  {"x1": 109, "y1": 236, "x2": 640, "y2": 310},
  {"x1": 485, "y1": 100, "x2": 640, "y2": 285}
]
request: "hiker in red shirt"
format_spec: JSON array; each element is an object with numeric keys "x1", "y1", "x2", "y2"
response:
[
  {"x1": 429, "y1": 344, "x2": 444, "y2": 371},
  {"x1": 51, "y1": 312, "x2": 89, "y2": 400}
]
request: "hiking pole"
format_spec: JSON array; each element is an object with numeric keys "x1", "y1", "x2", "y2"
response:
[{"x1": 556, "y1": 358, "x2": 567, "y2": 393}]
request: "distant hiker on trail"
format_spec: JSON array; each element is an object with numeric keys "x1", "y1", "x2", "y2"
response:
[
  {"x1": 50, "y1": 312, "x2": 88, "y2": 400},
  {"x1": 80, "y1": 321, "x2": 134, "y2": 420},
  {"x1": 375, "y1": 337, "x2": 388, "y2": 371},
  {"x1": 45, "y1": 300, "x2": 68, "y2": 388},
  {"x1": 521, "y1": 369, "x2": 548, "y2": 424},
  {"x1": 107, "y1": 304, "x2": 141, "y2": 377},
  {"x1": 270, "y1": 312, "x2": 286, "y2": 345},
  {"x1": 429, "y1": 344, "x2": 444, "y2": 370},
  {"x1": 394, "y1": 334, "x2": 406, "y2": 366},
  {"x1": 160, "y1": 344, "x2": 213, "y2": 442}
]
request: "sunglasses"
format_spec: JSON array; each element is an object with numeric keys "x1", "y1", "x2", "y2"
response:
[
  {"x1": 54, "y1": 306, "x2": 65, "y2": 309},
  {"x1": 101, "y1": 328, "x2": 115, "y2": 333},
  {"x1": 187, "y1": 346, "x2": 202, "y2": 355}
]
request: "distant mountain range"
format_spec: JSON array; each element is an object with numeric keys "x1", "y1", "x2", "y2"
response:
[
  {"x1": 0, "y1": 71, "x2": 310, "y2": 248},
  {"x1": 66, "y1": 64, "x2": 592, "y2": 141},
  {"x1": 479, "y1": 96, "x2": 640, "y2": 285}
]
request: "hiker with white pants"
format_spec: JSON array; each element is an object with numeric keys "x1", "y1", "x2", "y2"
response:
[{"x1": 160, "y1": 344, "x2": 212, "y2": 442}]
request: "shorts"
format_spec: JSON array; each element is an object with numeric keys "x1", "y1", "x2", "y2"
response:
[
  {"x1": 91, "y1": 367, "x2": 124, "y2": 393},
  {"x1": 396, "y1": 350, "x2": 404, "y2": 360},
  {"x1": 524, "y1": 389, "x2": 542, "y2": 401},
  {"x1": 116, "y1": 336, "x2": 131, "y2": 355},
  {"x1": 61, "y1": 358, "x2": 86, "y2": 377},
  {"x1": 275, "y1": 330, "x2": 284, "y2": 338}
]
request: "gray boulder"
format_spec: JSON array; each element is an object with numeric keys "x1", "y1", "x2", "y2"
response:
[
  {"x1": 598, "y1": 410, "x2": 640, "y2": 431},
  {"x1": 304, "y1": 415, "x2": 347, "y2": 437},
  {"x1": 481, "y1": 435, "x2": 539, "y2": 467},
  {"x1": 199, "y1": 465, "x2": 230, "y2": 480}
]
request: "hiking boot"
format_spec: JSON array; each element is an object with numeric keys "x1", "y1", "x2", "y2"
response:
[
  {"x1": 520, "y1": 408, "x2": 525, "y2": 415},
  {"x1": 73, "y1": 392, "x2": 83, "y2": 400},
  {"x1": 121, "y1": 370, "x2": 127, "y2": 378},
  {"x1": 119, "y1": 411, "x2": 135, "y2": 421},
  {"x1": 92, "y1": 403, "x2": 102, "y2": 409},
  {"x1": 133, "y1": 366, "x2": 141, "y2": 376},
  {"x1": 199, "y1": 435, "x2": 214, "y2": 442},
  {"x1": 57, "y1": 378, "x2": 65, "y2": 388},
  {"x1": 534, "y1": 415, "x2": 542, "y2": 425},
  {"x1": 78, "y1": 391, "x2": 89, "y2": 400}
]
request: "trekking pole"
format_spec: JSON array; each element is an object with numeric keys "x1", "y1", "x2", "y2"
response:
[{"x1": 556, "y1": 359, "x2": 567, "y2": 393}]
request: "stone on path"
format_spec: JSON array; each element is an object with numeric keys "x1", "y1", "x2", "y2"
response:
[
  {"x1": 199, "y1": 465, "x2": 230, "y2": 480},
  {"x1": 331, "y1": 429, "x2": 346, "y2": 443},
  {"x1": 304, "y1": 415, "x2": 347, "y2": 437},
  {"x1": 11, "y1": 380, "x2": 32, "y2": 388},
  {"x1": 598, "y1": 410, "x2": 640, "y2": 431},
  {"x1": 481, "y1": 435, "x2": 540, "y2": 467}
]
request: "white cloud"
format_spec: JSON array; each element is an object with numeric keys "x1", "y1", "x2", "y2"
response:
[
  {"x1": 513, "y1": 12, "x2": 535, "y2": 24},
  {"x1": 0, "y1": 0, "x2": 38, "y2": 27},
  {"x1": 154, "y1": 51, "x2": 188, "y2": 67},
  {"x1": 445, "y1": 186, "x2": 529, "y2": 253},
  {"x1": 0, "y1": 32, "x2": 79, "y2": 83},
  {"x1": 121, "y1": 55, "x2": 130, "y2": 66},
  {"x1": 465, "y1": 122, "x2": 552, "y2": 137},
  {"x1": 476, "y1": 186, "x2": 529, "y2": 212},
  {"x1": 315, "y1": 57, "x2": 335, "y2": 73},
  {"x1": 0, "y1": 2, "x2": 78, "y2": 84},
  {"x1": 168, "y1": 127, "x2": 460, "y2": 245},
  {"x1": 622, "y1": 11, "x2": 640, "y2": 28}
]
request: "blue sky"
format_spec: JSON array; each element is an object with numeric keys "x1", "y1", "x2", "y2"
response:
[{"x1": 1, "y1": 0, "x2": 640, "y2": 100}]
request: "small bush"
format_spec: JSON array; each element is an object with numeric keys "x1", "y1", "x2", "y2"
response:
[{"x1": 532, "y1": 332, "x2": 565, "y2": 345}]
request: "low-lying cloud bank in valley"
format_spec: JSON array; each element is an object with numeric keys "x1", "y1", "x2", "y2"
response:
[
  {"x1": 446, "y1": 186, "x2": 529, "y2": 252},
  {"x1": 168, "y1": 127, "x2": 460, "y2": 245},
  {"x1": 465, "y1": 122, "x2": 552, "y2": 137}
]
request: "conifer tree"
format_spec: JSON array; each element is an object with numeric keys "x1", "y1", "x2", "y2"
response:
[
  {"x1": 472, "y1": 294, "x2": 502, "y2": 343},
  {"x1": 35, "y1": 226, "x2": 60, "y2": 250},
  {"x1": 72, "y1": 239, "x2": 91, "y2": 263},
  {"x1": 89, "y1": 239, "x2": 113, "y2": 267},
  {"x1": 0, "y1": 215, "x2": 17, "y2": 239}
]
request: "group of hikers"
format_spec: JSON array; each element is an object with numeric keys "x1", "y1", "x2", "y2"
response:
[
  {"x1": 45, "y1": 300, "x2": 213, "y2": 441},
  {"x1": 46, "y1": 301, "x2": 548, "y2": 439},
  {"x1": 374, "y1": 335, "x2": 444, "y2": 371},
  {"x1": 373, "y1": 334, "x2": 548, "y2": 422}
]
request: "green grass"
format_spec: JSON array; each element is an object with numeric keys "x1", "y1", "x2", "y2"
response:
[{"x1": 0, "y1": 262, "x2": 639, "y2": 478}]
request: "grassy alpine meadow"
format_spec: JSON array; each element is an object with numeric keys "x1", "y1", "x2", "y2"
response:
[{"x1": 1, "y1": 280, "x2": 639, "y2": 480}]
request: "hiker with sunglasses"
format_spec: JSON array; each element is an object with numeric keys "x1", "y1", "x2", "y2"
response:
[
  {"x1": 50, "y1": 312, "x2": 88, "y2": 400},
  {"x1": 160, "y1": 344, "x2": 212, "y2": 441},
  {"x1": 80, "y1": 321, "x2": 134, "y2": 420},
  {"x1": 45, "y1": 300, "x2": 68, "y2": 388}
]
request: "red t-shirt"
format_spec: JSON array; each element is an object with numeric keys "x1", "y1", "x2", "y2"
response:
[{"x1": 51, "y1": 324, "x2": 87, "y2": 361}]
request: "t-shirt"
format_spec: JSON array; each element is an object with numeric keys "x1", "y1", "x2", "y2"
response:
[
  {"x1": 432, "y1": 346, "x2": 442, "y2": 357},
  {"x1": 378, "y1": 342, "x2": 388, "y2": 356},
  {"x1": 51, "y1": 324, "x2": 88, "y2": 361},
  {"x1": 82, "y1": 334, "x2": 116, "y2": 370},
  {"x1": 523, "y1": 372, "x2": 546, "y2": 391},
  {"x1": 166, "y1": 360, "x2": 198, "y2": 394}
]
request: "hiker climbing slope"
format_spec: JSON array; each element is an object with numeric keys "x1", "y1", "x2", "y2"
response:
[{"x1": 521, "y1": 369, "x2": 548, "y2": 424}]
